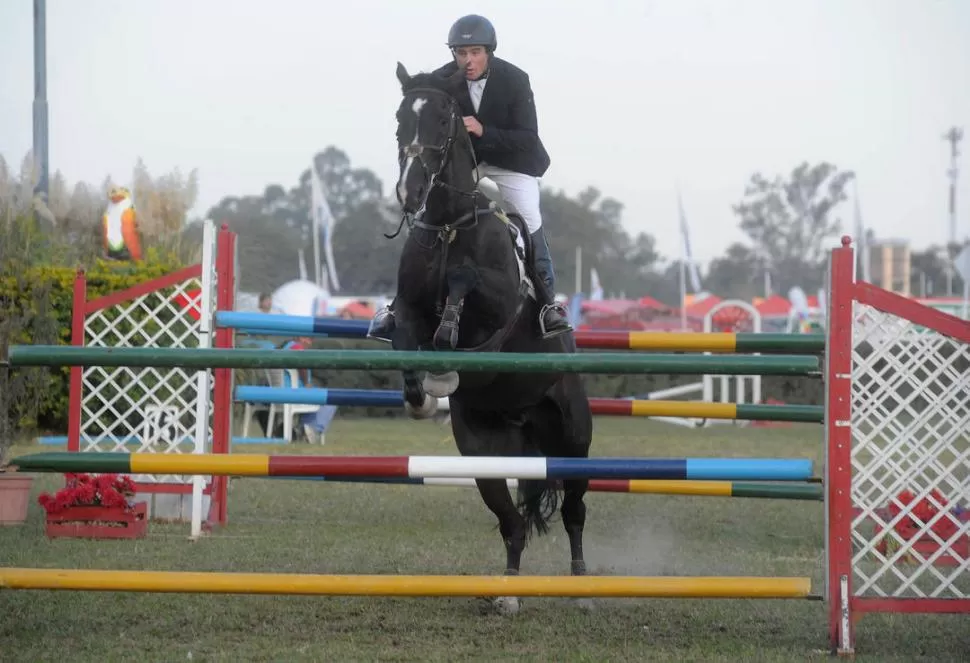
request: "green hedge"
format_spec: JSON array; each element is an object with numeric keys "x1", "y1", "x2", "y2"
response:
[{"x1": 1, "y1": 250, "x2": 186, "y2": 432}]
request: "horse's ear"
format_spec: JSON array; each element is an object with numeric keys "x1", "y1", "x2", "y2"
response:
[
  {"x1": 396, "y1": 62, "x2": 411, "y2": 91},
  {"x1": 446, "y1": 65, "x2": 466, "y2": 90}
]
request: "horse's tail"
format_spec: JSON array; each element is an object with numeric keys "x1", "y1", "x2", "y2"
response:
[
  {"x1": 514, "y1": 399, "x2": 565, "y2": 538},
  {"x1": 516, "y1": 478, "x2": 560, "y2": 538}
]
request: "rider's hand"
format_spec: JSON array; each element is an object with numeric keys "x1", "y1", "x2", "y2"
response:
[{"x1": 462, "y1": 116, "x2": 483, "y2": 137}]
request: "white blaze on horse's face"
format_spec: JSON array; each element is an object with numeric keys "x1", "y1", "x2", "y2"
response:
[{"x1": 397, "y1": 96, "x2": 428, "y2": 207}]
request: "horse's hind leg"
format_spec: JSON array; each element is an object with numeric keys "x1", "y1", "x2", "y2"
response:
[
  {"x1": 545, "y1": 373, "x2": 594, "y2": 609},
  {"x1": 561, "y1": 478, "x2": 588, "y2": 575},
  {"x1": 561, "y1": 478, "x2": 595, "y2": 610},
  {"x1": 474, "y1": 478, "x2": 527, "y2": 615},
  {"x1": 453, "y1": 400, "x2": 527, "y2": 615}
]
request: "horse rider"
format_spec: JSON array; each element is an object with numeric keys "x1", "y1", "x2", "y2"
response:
[{"x1": 368, "y1": 13, "x2": 572, "y2": 342}]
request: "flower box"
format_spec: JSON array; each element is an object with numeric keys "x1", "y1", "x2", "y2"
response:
[
  {"x1": 38, "y1": 472, "x2": 148, "y2": 539},
  {"x1": 45, "y1": 501, "x2": 148, "y2": 539},
  {"x1": 873, "y1": 490, "x2": 970, "y2": 567}
]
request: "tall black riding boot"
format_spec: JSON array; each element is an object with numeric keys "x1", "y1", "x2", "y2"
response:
[
  {"x1": 529, "y1": 227, "x2": 572, "y2": 339},
  {"x1": 366, "y1": 299, "x2": 397, "y2": 343}
]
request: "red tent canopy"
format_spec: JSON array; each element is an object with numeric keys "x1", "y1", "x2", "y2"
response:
[
  {"x1": 637, "y1": 295, "x2": 667, "y2": 310},
  {"x1": 753, "y1": 294, "x2": 792, "y2": 317},
  {"x1": 683, "y1": 295, "x2": 723, "y2": 318}
]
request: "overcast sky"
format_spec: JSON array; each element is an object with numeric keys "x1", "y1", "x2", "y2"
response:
[{"x1": 1, "y1": 0, "x2": 968, "y2": 267}]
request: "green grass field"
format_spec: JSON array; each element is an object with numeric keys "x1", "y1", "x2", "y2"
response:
[{"x1": 1, "y1": 417, "x2": 967, "y2": 662}]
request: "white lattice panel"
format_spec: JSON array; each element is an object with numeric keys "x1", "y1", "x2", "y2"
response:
[
  {"x1": 80, "y1": 277, "x2": 213, "y2": 485},
  {"x1": 849, "y1": 301, "x2": 970, "y2": 599}
]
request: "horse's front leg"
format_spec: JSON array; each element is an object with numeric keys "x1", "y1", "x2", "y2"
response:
[
  {"x1": 391, "y1": 305, "x2": 438, "y2": 420},
  {"x1": 432, "y1": 260, "x2": 479, "y2": 351},
  {"x1": 424, "y1": 261, "x2": 479, "y2": 398}
]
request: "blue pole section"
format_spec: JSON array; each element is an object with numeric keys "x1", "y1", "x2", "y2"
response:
[
  {"x1": 234, "y1": 386, "x2": 404, "y2": 407},
  {"x1": 545, "y1": 458, "x2": 813, "y2": 482},
  {"x1": 216, "y1": 312, "x2": 369, "y2": 337},
  {"x1": 238, "y1": 329, "x2": 330, "y2": 339},
  {"x1": 685, "y1": 458, "x2": 814, "y2": 481}
]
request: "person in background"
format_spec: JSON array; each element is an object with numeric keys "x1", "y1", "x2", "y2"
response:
[
  {"x1": 258, "y1": 293, "x2": 274, "y2": 314},
  {"x1": 281, "y1": 336, "x2": 337, "y2": 444}
]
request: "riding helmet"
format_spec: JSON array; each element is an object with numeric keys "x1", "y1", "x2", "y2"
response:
[{"x1": 446, "y1": 14, "x2": 497, "y2": 52}]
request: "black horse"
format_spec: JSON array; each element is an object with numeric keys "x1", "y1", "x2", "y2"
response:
[{"x1": 388, "y1": 62, "x2": 594, "y2": 613}]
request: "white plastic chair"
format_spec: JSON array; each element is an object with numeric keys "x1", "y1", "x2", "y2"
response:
[
  {"x1": 266, "y1": 368, "x2": 319, "y2": 443},
  {"x1": 241, "y1": 368, "x2": 272, "y2": 439},
  {"x1": 241, "y1": 368, "x2": 320, "y2": 442}
]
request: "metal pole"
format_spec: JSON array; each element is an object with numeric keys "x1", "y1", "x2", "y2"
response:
[
  {"x1": 32, "y1": 0, "x2": 49, "y2": 201},
  {"x1": 574, "y1": 245, "x2": 581, "y2": 295},
  {"x1": 943, "y1": 127, "x2": 962, "y2": 247},
  {"x1": 943, "y1": 127, "x2": 963, "y2": 296}
]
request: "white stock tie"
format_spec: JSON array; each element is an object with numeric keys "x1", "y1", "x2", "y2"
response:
[{"x1": 467, "y1": 78, "x2": 486, "y2": 114}]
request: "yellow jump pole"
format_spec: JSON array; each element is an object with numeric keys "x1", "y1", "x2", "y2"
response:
[{"x1": 0, "y1": 568, "x2": 813, "y2": 599}]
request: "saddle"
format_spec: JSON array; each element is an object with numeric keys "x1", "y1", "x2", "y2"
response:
[{"x1": 490, "y1": 206, "x2": 536, "y2": 302}]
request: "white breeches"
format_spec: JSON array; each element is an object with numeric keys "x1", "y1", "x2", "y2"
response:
[{"x1": 476, "y1": 163, "x2": 543, "y2": 234}]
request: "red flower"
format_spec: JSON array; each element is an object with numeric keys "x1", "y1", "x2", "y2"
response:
[
  {"x1": 53, "y1": 492, "x2": 75, "y2": 512},
  {"x1": 100, "y1": 491, "x2": 126, "y2": 508},
  {"x1": 76, "y1": 483, "x2": 97, "y2": 504},
  {"x1": 115, "y1": 476, "x2": 136, "y2": 495},
  {"x1": 889, "y1": 489, "x2": 960, "y2": 540},
  {"x1": 37, "y1": 472, "x2": 138, "y2": 514}
]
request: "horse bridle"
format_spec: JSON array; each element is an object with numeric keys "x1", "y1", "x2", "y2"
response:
[{"x1": 385, "y1": 86, "x2": 481, "y2": 240}]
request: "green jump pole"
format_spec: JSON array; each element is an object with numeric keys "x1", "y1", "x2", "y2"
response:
[{"x1": 5, "y1": 346, "x2": 821, "y2": 376}]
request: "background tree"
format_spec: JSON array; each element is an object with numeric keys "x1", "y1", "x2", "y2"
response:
[
  {"x1": 732, "y1": 161, "x2": 854, "y2": 295},
  {"x1": 704, "y1": 242, "x2": 764, "y2": 300},
  {"x1": 540, "y1": 186, "x2": 671, "y2": 301},
  {"x1": 203, "y1": 149, "x2": 677, "y2": 303},
  {"x1": 199, "y1": 147, "x2": 400, "y2": 293}
]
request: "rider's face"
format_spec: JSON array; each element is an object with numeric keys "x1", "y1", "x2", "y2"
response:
[{"x1": 453, "y1": 46, "x2": 488, "y2": 80}]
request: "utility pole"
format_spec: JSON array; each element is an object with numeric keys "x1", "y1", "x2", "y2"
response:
[
  {"x1": 944, "y1": 126, "x2": 963, "y2": 248},
  {"x1": 942, "y1": 127, "x2": 963, "y2": 295},
  {"x1": 33, "y1": 0, "x2": 49, "y2": 202}
]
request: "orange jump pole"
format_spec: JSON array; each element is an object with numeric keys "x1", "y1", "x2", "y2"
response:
[{"x1": 0, "y1": 568, "x2": 814, "y2": 599}]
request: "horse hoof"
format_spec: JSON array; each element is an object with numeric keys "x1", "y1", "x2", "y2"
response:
[
  {"x1": 493, "y1": 596, "x2": 520, "y2": 616},
  {"x1": 433, "y1": 325, "x2": 459, "y2": 351},
  {"x1": 575, "y1": 598, "x2": 596, "y2": 612},
  {"x1": 423, "y1": 371, "x2": 459, "y2": 397},
  {"x1": 404, "y1": 393, "x2": 438, "y2": 419}
]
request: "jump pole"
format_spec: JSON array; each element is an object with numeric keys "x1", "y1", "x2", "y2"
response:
[
  {"x1": 7, "y1": 452, "x2": 815, "y2": 482},
  {"x1": 0, "y1": 568, "x2": 815, "y2": 599},
  {"x1": 214, "y1": 311, "x2": 826, "y2": 354},
  {"x1": 256, "y1": 475, "x2": 825, "y2": 501},
  {"x1": 5, "y1": 346, "x2": 822, "y2": 376},
  {"x1": 233, "y1": 386, "x2": 825, "y2": 423}
]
